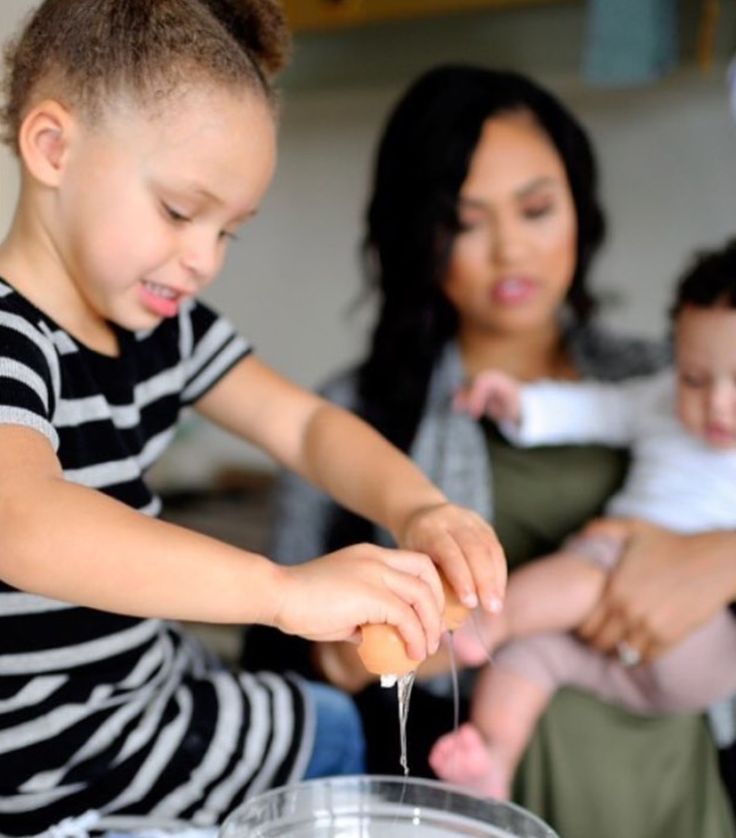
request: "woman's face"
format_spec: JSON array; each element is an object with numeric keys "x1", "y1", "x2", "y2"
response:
[{"x1": 443, "y1": 110, "x2": 578, "y2": 339}]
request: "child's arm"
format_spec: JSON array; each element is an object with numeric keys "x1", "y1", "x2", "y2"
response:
[
  {"x1": 195, "y1": 356, "x2": 507, "y2": 614},
  {"x1": 0, "y1": 425, "x2": 443, "y2": 661}
]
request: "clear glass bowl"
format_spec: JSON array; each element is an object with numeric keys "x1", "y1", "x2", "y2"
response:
[{"x1": 220, "y1": 775, "x2": 558, "y2": 837}]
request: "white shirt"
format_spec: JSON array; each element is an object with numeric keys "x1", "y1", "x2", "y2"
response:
[{"x1": 502, "y1": 370, "x2": 736, "y2": 534}]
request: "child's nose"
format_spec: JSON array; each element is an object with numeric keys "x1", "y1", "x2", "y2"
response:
[
  {"x1": 180, "y1": 237, "x2": 221, "y2": 287},
  {"x1": 707, "y1": 381, "x2": 736, "y2": 420}
]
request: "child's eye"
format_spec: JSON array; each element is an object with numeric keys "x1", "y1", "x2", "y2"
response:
[
  {"x1": 219, "y1": 230, "x2": 239, "y2": 242},
  {"x1": 163, "y1": 204, "x2": 190, "y2": 223},
  {"x1": 680, "y1": 372, "x2": 707, "y2": 388}
]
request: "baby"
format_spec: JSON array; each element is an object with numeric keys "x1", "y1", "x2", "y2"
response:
[{"x1": 430, "y1": 238, "x2": 736, "y2": 799}]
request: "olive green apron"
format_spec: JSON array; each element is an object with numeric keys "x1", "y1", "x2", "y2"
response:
[{"x1": 486, "y1": 424, "x2": 735, "y2": 838}]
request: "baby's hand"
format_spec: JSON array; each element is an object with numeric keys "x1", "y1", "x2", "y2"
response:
[
  {"x1": 451, "y1": 616, "x2": 492, "y2": 666},
  {"x1": 273, "y1": 544, "x2": 444, "y2": 663},
  {"x1": 397, "y1": 502, "x2": 506, "y2": 617},
  {"x1": 450, "y1": 609, "x2": 508, "y2": 666},
  {"x1": 453, "y1": 370, "x2": 522, "y2": 424}
]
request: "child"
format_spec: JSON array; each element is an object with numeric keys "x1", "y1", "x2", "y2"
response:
[
  {"x1": 430, "y1": 239, "x2": 736, "y2": 800},
  {"x1": 0, "y1": 1, "x2": 507, "y2": 833}
]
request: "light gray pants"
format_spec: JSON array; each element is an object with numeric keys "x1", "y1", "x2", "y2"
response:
[{"x1": 495, "y1": 535, "x2": 736, "y2": 715}]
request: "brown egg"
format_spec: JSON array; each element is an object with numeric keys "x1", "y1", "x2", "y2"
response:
[
  {"x1": 442, "y1": 574, "x2": 470, "y2": 632},
  {"x1": 357, "y1": 572, "x2": 472, "y2": 676},
  {"x1": 357, "y1": 623, "x2": 417, "y2": 677}
]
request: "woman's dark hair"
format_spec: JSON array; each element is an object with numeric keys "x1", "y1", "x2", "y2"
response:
[
  {"x1": 671, "y1": 237, "x2": 736, "y2": 319},
  {"x1": 1, "y1": 0, "x2": 289, "y2": 152},
  {"x1": 328, "y1": 64, "x2": 606, "y2": 550}
]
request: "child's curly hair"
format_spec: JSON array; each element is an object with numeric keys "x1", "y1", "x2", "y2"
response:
[
  {"x1": 1, "y1": 0, "x2": 291, "y2": 153},
  {"x1": 672, "y1": 237, "x2": 736, "y2": 319}
]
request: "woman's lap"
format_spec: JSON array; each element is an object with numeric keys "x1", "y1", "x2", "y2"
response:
[{"x1": 515, "y1": 687, "x2": 736, "y2": 838}]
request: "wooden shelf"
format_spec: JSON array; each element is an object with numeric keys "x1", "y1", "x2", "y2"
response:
[{"x1": 282, "y1": 0, "x2": 573, "y2": 33}]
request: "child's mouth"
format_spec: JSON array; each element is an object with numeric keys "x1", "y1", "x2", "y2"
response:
[
  {"x1": 139, "y1": 280, "x2": 182, "y2": 318},
  {"x1": 705, "y1": 424, "x2": 735, "y2": 446}
]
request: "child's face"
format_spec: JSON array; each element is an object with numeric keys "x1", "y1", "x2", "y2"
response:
[
  {"x1": 56, "y1": 87, "x2": 276, "y2": 331},
  {"x1": 675, "y1": 304, "x2": 736, "y2": 449}
]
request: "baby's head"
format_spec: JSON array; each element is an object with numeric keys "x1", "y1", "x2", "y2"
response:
[
  {"x1": 1, "y1": 0, "x2": 289, "y2": 330},
  {"x1": 671, "y1": 238, "x2": 736, "y2": 449}
]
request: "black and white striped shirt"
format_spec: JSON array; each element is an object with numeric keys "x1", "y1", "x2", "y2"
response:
[{"x1": 0, "y1": 279, "x2": 311, "y2": 836}]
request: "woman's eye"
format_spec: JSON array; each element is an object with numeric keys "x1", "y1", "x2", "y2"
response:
[
  {"x1": 458, "y1": 217, "x2": 484, "y2": 232},
  {"x1": 523, "y1": 203, "x2": 553, "y2": 220}
]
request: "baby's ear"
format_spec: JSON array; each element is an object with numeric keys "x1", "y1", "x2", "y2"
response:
[{"x1": 18, "y1": 100, "x2": 75, "y2": 187}]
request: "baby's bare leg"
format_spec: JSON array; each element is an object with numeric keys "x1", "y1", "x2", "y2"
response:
[
  {"x1": 453, "y1": 541, "x2": 610, "y2": 666},
  {"x1": 502, "y1": 548, "x2": 607, "y2": 638},
  {"x1": 430, "y1": 665, "x2": 550, "y2": 800}
]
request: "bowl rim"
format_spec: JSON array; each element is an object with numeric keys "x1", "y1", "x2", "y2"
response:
[{"x1": 221, "y1": 773, "x2": 558, "y2": 836}]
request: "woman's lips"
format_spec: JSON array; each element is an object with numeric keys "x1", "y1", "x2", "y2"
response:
[{"x1": 490, "y1": 277, "x2": 538, "y2": 305}]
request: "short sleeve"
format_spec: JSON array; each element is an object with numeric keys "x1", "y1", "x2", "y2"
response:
[
  {"x1": 178, "y1": 299, "x2": 252, "y2": 406},
  {"x1": 0, "y1": 310, "x2": 59, "y2": 449}
]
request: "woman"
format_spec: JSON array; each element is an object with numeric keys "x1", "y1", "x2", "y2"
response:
[{"x1": 245, "y1": 65, "x2": 736, "y2": 837}]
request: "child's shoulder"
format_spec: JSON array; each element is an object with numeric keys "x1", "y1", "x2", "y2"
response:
[{"x1": 0, "y1": 277, "x2": 58, "y2": 343}]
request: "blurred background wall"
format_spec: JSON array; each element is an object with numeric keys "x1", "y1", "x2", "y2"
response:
[{"x1": 1, "y1": 0, "x2": 735, "y2": 482}]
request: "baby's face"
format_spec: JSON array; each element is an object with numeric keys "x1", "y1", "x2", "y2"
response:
[{"x1": 675, "y1": 304, "x2": 736, "y2": 449}]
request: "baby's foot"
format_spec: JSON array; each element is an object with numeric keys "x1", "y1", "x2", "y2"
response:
[{"x1": 429, "y1": 723, "x2": 512, "y2": 800}]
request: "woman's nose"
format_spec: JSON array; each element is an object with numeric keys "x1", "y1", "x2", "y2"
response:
[{"x1": 491, "y1": 216, "x2": 526, "y2": 265}]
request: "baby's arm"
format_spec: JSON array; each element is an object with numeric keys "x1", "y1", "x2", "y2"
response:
[
  {"x1": 0, "y1": 425, "x2": 444, "y2": 662},
  {"x1": 453, "y1": 370, "x2": 522, "y2": 424},
  {"x1": 196, "y1": 355, "x2": 507, "y2": 615},
  {"x1": 456, "y1": 370, "x2": 650, "y2": 448}
]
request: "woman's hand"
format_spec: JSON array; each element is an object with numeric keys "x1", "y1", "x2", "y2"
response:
[
  {"x1": 273, "y1": 544, "x2": 444, "y2": 663},
  {"x1": 396, "y1": 502, "x2": 507, "y2": 616},
  {"x1": 453, "y1": 370, "x2": 522, "y2": 423},
  {"x1": 578, "y1": 518, "x2": 736, "y2": 662}
]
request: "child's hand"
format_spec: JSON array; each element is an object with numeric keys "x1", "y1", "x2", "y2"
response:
[
  {"x1": 453, "y1": 370, "x2": 522, "y2": 423},
  {"x1": 397, "y1": 502, "x2": 506, "y2": 616},
  {"x1": 273, "y1": 544, "x2": 444, "y2": 663}
]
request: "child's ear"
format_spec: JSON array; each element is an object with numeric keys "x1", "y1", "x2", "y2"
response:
[{"x1": 18, "y1": 100, "x2": 76, "y2": 187}]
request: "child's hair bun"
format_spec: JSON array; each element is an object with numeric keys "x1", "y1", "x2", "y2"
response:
[{"x1": 198, "y1": 0, "x2": 291, "y2": 76}]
